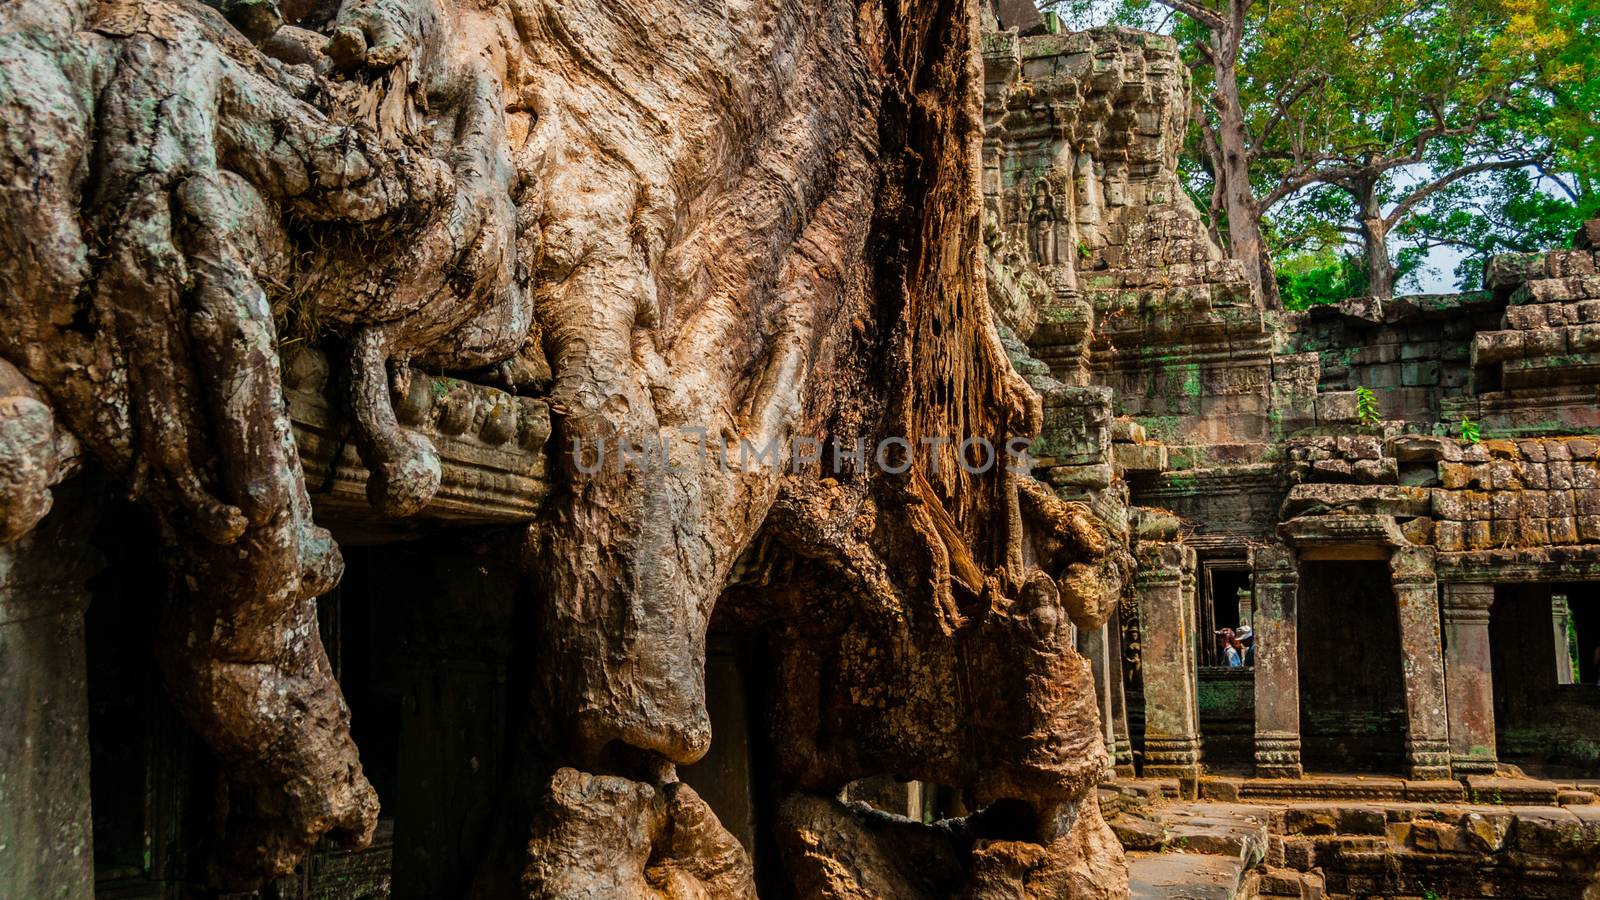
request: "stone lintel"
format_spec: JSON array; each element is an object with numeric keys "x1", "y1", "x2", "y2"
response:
[
  {"x1": 283, "y1": 348, "x2": 552, "y2": 535},
  {"x1": 1279, "y1": 513, "x2": 1406, "y2": 560}
]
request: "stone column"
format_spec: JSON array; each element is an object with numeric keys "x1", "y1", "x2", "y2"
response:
[
  {"x1": 1442, "y1": 582, "x2": 1498, "y2": 775},
  {"x1": 1135, "y1": 542, "x2": 1202, "y2": 779},
  {"x1": 1107, "y1": 617, "x2": 1136, "y2": 778},
  {"x1": 1182, "y1": 561, "x2": 1201, "y2": 732},
  {"x1": 0, "y1": 482, "x2": 97, "y2": 898},
  {"x1": 1390, "y1": 547, "x2": 1452, "y2": 780},
  {"x1": 1552, "y1": 593, "x2": 1574, "y2": 685},
  {"x1": 1077, "y1": 620, "x2": 1117, "y2": 781},
  {"x1": 1252, "y1": 543, "x2": 1302, "y2": 779},
  {"x1": 1236, "y1": 588, "x2": 1254, "y2": 631}
]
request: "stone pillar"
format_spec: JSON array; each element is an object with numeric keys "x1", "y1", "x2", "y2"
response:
[
  {"x1": 1135, "y1": 542, "x2": 1202, "y2": 779},
  {"x1": 1552, "y1": 593, "x2": 1574, "y2": 685},
  {"x1": 0, "y1": 482, "x2": 97, "y2": 898},
  {"x1": 1252, "y1": 544, "x2": 1302, "y2": 779},
  {"x1": 1107, "y1": 617, "x2": 1136, "y2": 778},
  {"x1": 1390, "y1": 547, "x2": 1452, "y2": 780},
  {"x1": 1442, "y1": 582, "x2": 1498, "y2": 775},
  {"x1": 1077, "y1": 620, "x2": 1117, "y2": 781},
  {"x1": 1236, "y1": 588, "x2": 1254, "y2": 631}
]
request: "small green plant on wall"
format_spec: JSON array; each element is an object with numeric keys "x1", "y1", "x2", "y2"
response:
[
  {"x1": 1355, "y1": 386, "x2": 1380, "y2": 427},
  {"x1": 1460, "y1": 416, "x2": 1481, "y2": 445}
]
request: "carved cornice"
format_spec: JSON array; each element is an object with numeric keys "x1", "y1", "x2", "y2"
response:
[
  {"x1": 283, "y1": 348, "x2": 552, "y2": 532},
  {"x1": 1279, "y1": 513, "x2": 1406, "y2": 559}
]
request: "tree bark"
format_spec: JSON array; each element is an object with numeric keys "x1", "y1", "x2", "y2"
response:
[
  {"x1": 1353, "y1": 176, "x2": 1397, "y2": 299},
  {"x1": 1, "y1": 0, "x2": 1126, "y2": 893},
  {"x1": 1190, "y1": 0, "x2": 1279, "y2": 309}
]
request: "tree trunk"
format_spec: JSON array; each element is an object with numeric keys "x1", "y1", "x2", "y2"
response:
[
  {"x1": 1209, "y1": 25, "x2": 1279, "y2": 309},
  {"x1": 1354, "y1": 178, "x2": 1397, "y2": 299}
]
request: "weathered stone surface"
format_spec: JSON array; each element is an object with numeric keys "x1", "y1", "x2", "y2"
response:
[
  {"x1": 0, "y1": 482, "x2": 97, "y2": 898},
  {"x1": 1127, "y1": 852, "x2": 1251, "y2": 900}
]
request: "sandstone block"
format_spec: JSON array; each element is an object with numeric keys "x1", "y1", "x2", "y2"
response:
[
  {"x1": 1434, "y1": 520, "x2": 1465, "y2": 551},
  {"x1": 1461, "y1": 810, "x2": 1514, "y2": 853},
  {"x1": 1491, "y1": 518, "x2": 1518, "y2": 546},
  {"x1": 1524, "y1": 461, "x2": 1549, "y2": 489},
  {"x1": 1113, "y1": 441, "x2": 1167, "y2": 473},
  {"x1": 1549, "y1": 516, "x2": 1579, "y2": 544},
  {"x1": 1549, "y1": 460, "x2": 1574, "y2": 490},
  {"x1": 1522, "y1": 491, "x2": 1551, "y2": 518},
  {"x1": 1315, "y1": 391, "x2": 1359, "y2": 424},
  {"x1": 1510, "y1": 806, "x2": 1591, "y2": 855},
  {"x1": 1488, "y1": 460, "x2": 1522, "y2": 490},
  {"x1": 1439, "y1": 462, "x2": 1485, "y2": 490},
  {"x1": 1546, "y1": 249, "x2": 1597, "y2": 278}
]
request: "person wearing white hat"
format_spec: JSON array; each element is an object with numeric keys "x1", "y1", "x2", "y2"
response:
[{"x1": 1236, "y1": 626, "x2": 1255, "y2": 666}]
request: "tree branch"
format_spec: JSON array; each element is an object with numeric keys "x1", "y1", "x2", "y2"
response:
[
  {"x1": 1152, "y1": 0, "x2": 1225, "y2": 31},
  {"x1": 1384, "y1": 155, "x2": 1548, "y2": 229},
  {"x1": 1258, "y1": 162, "x2": 1371, "y2": 211}
]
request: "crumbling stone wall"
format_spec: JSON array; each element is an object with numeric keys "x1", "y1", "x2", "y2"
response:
[{"x1": 1287, "y1": 294, "x2": 1503, "y2": 425}]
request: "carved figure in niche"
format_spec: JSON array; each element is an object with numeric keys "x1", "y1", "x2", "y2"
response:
[{"x1": 1029, "y1": 177, "x2": 1061, "y2": 266}]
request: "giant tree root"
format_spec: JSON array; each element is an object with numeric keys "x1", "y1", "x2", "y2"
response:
[
  {"x1": 3, "y1": 0, "x2": 1135, "y2": 892},
  {"x1": 776, "y1": 791, "x2": 1126, "y2": 899},
  {"x1": 0, "y1": 0, "x2": 525, "y2": 885},
  {"x1": 522, "y1": 768, "x2": 756, "y2": 900}
]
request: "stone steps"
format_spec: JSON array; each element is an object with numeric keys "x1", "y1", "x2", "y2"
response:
[
  {"x1": 1109, "y1": 792, "x2": 1600, "y2": 899},
  {"x1": 1195, "y1": 773, "x2": 1593, "y2": 807},
  {"x1": 1128, "y1": 852, "x2": 1259, "y2": 900}
]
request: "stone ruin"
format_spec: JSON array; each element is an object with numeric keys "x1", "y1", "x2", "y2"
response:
[
  {"x1": 0, "y1": 3, "x2": 1596, "y2": 900},
  {"x1": 980, "y1": 18, "x2": 1600, "y2": 899}
]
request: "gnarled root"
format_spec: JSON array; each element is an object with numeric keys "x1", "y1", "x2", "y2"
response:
[
  {"x1": 349, "y1": 328, "x2": 442, "y2": 517},
  {"x1": 522, "y1": 768, "x2": 756, "y2": 900},
  {"x1": 158, "y1": 479, "x2": 375, "y2": 888},
  {"x1": 0, "y1": 0, "x2": 520, "y2": 888},
  {"x1": 1016, "y1": 477, "x2": 1132, "y2": 629},
  {"x1": 162, "y1": 598, "x2": 377, "y2": 889},
  {"x1": 0, "y1": 362, "x2": 79, "y2": 544},
  {"x1": 775, "y1": 790, "x2": 1127, "y2": 899}
]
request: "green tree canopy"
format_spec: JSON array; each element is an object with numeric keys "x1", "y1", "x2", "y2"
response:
[{"x1": 1044, "y1": 0, "x2": 1598, "y2": 303}]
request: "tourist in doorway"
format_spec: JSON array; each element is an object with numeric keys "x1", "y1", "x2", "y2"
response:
[
  {"x1": 1215, "y1": 627, "x2": 1234, "y2": 665},
  {"x1": 1217, "y1": 627, "x2": 1243, "y2": 668},
  {"x1": 1237, "y1": 626, "x2": 1254, "y2": 666}
]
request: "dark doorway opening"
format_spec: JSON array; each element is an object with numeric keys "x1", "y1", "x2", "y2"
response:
[
  {"x1": 1570, "y1": 585, "x2": 1600, "y2": 687},
  {"x1": 1296, "y1": 561, "x2": 1407, "y2": 773},
  {"x1": 1195, "y1": 560, "x2": 1253, "y2": 768},
  {"x1": 85, "y1": 500, "x2": 197, "y2": 892},
  {"x1": 1201, "y1": 562, "x2": 1251, "y2": 666},
  {"x1": 1492, "y1": 583, "x2": 1600, "y2": 775}
]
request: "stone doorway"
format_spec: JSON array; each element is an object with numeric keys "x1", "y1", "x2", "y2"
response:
[
  {"x1": 1295, "y1": 561, "x2": 1408, "y2": 774},
  {"x1": 1570, "y1": 584, "x2": 1600, "y2": 688},
  {"x1": 1200, "y1": 561, "x2": 1251, "y2": 666},
  {"x1": 1491, "y1": 583, "x2": 1600, "y2": 776}
]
